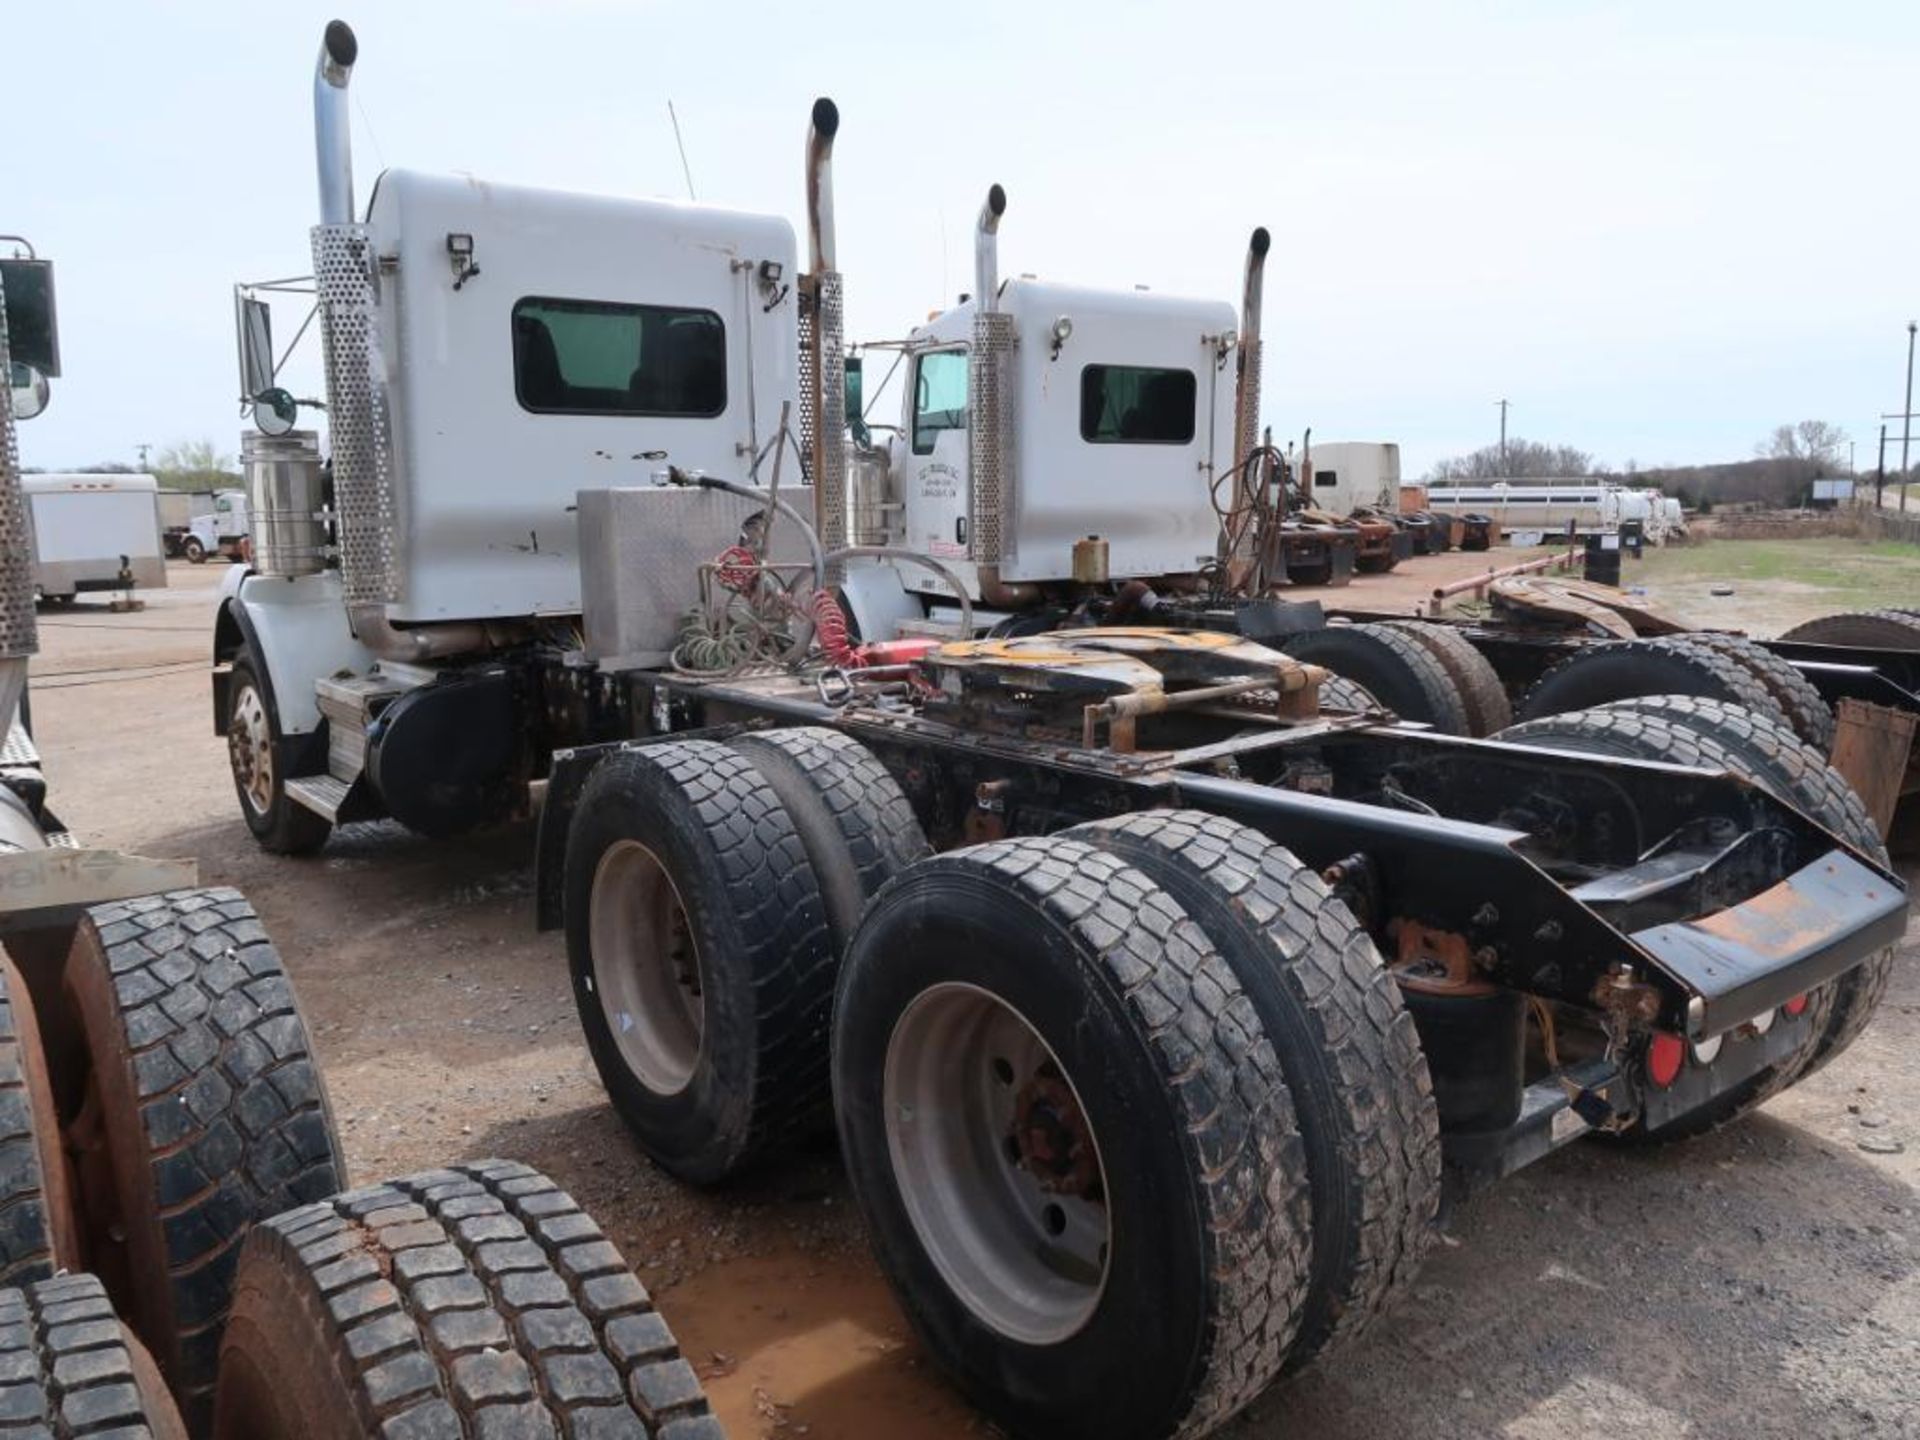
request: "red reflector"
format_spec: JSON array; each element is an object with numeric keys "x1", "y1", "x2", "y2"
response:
[
  {"x1": 1783, "y1": 993, "x2": 1809, "y2": 1017},
  {"x1": 854, "y1": 638, "x2": 940, "y2": 668},
  {"x1": 1647, "y1": 1033, "x2": 1686, "y2": 1089}
]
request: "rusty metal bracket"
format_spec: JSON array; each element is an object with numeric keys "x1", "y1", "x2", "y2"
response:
[{"x1": 0, "y1": 849, "x2": 200, "y2": 935}]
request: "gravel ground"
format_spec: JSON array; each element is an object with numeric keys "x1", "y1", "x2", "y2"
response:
[{"x1": 20, "y1": 553, "x2": 1920, "y2": 1440}]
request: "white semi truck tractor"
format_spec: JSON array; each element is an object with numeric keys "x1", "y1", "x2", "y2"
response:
[
  {"x1": 212, "y1": 20, "x2": 1268, "y2": 852},
  {"x1": 207, "y1": 23, "x2": 1911, "y2": 1440}
]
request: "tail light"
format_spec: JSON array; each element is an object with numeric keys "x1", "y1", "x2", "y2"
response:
[
  {"x1": 1690, "y1": 1033, "x2": 1724, "y2": 1065},
  {"x1": 1783, "y1": 993, "x2": 1810, "y2": 1018},
  {"x1": 1647, "y1": 1033, "x2": 1685, "y2": 1089}
]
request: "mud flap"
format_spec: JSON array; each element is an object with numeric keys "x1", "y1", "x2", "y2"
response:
[{"x1": 1828, "y1": 698, "x2": 1916, "y2": 840}]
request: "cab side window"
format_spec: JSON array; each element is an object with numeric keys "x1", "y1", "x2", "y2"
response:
[
  {"x1": 512, "y1": 297, "x2": 726, "y2": 417},
  {"x1": 1079, "y1": 364, "x2": 1196, "y2": 445},
  {"x1": 912, "y1": 350, "x2": 968, "y2": 455}
]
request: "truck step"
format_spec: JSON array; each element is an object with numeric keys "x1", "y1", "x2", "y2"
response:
[
  {"x1": 315, "y1": 670, "x2": 416, "y2": 782},
  {"x1": 1, "y1": 721, "x2": 41, "y2": 770},
  {"x1": 285, "y1": 774, "x2": 354, "y2": 822}
]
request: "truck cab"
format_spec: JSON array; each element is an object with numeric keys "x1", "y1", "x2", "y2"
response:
[
  {"x1": 887, "y1": 278, "x2": 1237, "y2": 602},
  {"x1": 212, "y1": 19, "x2": 806, "y2": 848},
  {"x1": 183, "y1": 488, "x2": 250, "y2": 563},
  {"x1": 338, "y1": 169, "x2": 797, "y2": 624}
]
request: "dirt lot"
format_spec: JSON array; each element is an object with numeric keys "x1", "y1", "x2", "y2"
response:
[{"x1": 23, "y1": 546, "x2": 1920, "y2": 1440}]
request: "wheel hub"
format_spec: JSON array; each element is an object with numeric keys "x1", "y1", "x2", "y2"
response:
[
  {"x1": 229, "y1": 686, "x2": 275, "y2": 816},
  {"x1": 883, "y1": 982, "x2": 1112, "y2": 1345},
  {"x1": 1013, "y1": 1068, "x2": 1102, "y2": 1197},
  {"x1": 589, "y1": 840, "x2": 706, "y2": 1096}
]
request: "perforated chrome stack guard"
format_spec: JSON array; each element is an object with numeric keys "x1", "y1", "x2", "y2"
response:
[
  {"x1": 311, "y1": 222, "x2": 399, "y2": 605},
  {"x1": 0, "y1": 271, "x2": 38, "y2": 666},
  {"x1": 802, "y1": 270, "x2": 848, "y2": 551},
  {"x1": 968, "y1": 308, "x2": 1016, "y2": 567},
  {"x1": 1226, "y1": 336, "x2": 1262, "y2": 573}
]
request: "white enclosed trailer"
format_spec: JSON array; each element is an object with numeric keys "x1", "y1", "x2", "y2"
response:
[{"x1": 23, "y1": 473, "x2": 167, "y2": 600}]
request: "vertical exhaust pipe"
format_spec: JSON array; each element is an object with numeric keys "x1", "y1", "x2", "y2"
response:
[
  {"x1": 974, "y1": 184, "x2": 1007, "y2": 312},
  {"x1": 1233, "y1": 226, "x2": 1270, "y2": 476},
  {"x1": 802, "y1": 99, "x2": 849, "y2": 547},
  {"x1": 314, "y1": 20, "x2": 359, "y2": 226},
  {"x1": 1223, "y1": 227, "x2": 1271, "y2": 588},
  {"x1": 805, "y1": 98, "x2": 839, "y2": 274}
]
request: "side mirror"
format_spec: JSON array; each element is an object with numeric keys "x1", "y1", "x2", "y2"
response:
[
  {"x1": 251, "y1": 386, "x2": 299, "y2": 437},
  {"x1": 235, "y1": 292, "x2": 275, "y2": 400},
  {"x1": 0, "y1": 257, "x2": 60, "y2": 377},
  {"x1": 844, "y1": 355, "x2": 869, "y2": 447},
  {"x1": 8, "y1": 362, "x2": 50, "y2": 422}
]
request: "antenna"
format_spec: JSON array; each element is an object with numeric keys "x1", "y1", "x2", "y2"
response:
[{"x1": 667, "y1": 101, "x2": 697, "y2": 201}]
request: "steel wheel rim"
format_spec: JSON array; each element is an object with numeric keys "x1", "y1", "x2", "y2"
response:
[
  {"x1": 229, "y1": 684, "x2": 276, "y2": 817},
  {"x1": 589, "y1": 840, "x2": 705, "y2": 1096},
  {"x1": 883, "y1": 981, "x2": 1110, "y2": 1345}
]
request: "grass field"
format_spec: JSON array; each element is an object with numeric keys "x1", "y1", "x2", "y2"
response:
[{"x1": 1623, "y1": 535, "x2": 1920, "y2": 635}]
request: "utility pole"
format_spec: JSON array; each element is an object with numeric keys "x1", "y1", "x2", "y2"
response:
[
  {"x1": 1904, "y1": 322, "x2": 1917, "y2": 513},
  {"x1": 1879, "y1": 423, "x2": 1888, "y2": 507},
  {"x1": 1497, "y1": 399, "x2": 1510, "y2": 474}
]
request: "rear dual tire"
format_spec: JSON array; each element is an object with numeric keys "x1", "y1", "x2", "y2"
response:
[
  {"x1": 1777, "y1": 608, "x2": 1920, "y2": 650},
  {"x1": 833, "y1": 838, "x2": 1313, "y2": 1440},
  {"x1": 565, "y1": 731, "x2": 926, "y2": 1184},
  {"x1": 1516, "y1": 637, "x2": 1790, "y2": 734},
  {"x1": 1282, "y1": 623, "x2": 1473, "y2": 734},
  {"x1": 1069, "y1": 811, "x2": 1441, "y2": 1368}
]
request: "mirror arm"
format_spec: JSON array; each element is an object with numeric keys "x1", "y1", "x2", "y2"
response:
[{"x1": 273, "y1": 302, "x2": 320, "y2": 379}]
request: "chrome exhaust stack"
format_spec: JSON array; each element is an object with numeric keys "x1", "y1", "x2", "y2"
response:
[
  {"x1": 802, "y1": 98, "x2": 848, "y2": 549},
  {"x1": 1233, "y1": 226, "x2": 1270, "y2": 479},
  {"x1": 1220, "y1": 227, "x2": 1271, "y2": 587},
  {"x1": 310, "y1": 19, "x2": 408, "y2": 632},
  {"x1": 974, "y1": 184, "x2": 1007, "y2": 312},
  {"x1": 314, "y1": 20, "x2": 358, "y2": 226},
  {"x1": 805, "y1": 98, "x2": 839, "y2": 274}
]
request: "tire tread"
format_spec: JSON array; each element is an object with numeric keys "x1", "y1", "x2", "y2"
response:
[
  {"x1": 75, "y1": 886, "x2": 346, "y2": 1420},
  {"x1": 221, "y1": 1160, "x2": 719, "y2": 1437},
  {"x1": 0, "y1": 1272, "x2": 187, "y2": 1437},
  {"x1": 875, "y1": 839, "x2": 1312, "y2": 1438},
  {"x1": 1072, "y1": 810, "x2": 1440, "y2": 1367}
]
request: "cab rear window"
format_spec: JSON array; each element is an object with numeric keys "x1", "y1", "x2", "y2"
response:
[
  {"x1": 1079, "y1": 364, "x2": 1196, "y2": 444},
  {"x1": 512, "y1": 297, "x2": 725, "y2": 417}
]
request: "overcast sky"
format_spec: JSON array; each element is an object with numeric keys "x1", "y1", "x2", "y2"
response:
[{"x1": 6, "y1": 0, "x2": 1916, "y2": 478}]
